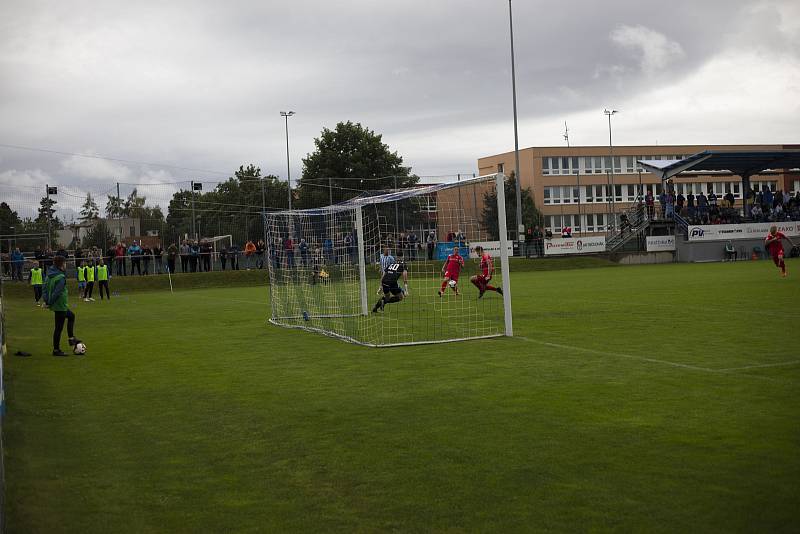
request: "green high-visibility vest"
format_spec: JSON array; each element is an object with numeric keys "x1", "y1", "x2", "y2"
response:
[
  {"x1": 77, "y1": 266, "x2": 86, "y2": 282},
  {"x1": 30, "y1": 267, "x2": 43, "y2": 285},
  {"x1": 85, "y1": 265, "x2": 95, "y2": 282},
  {"x1": 97, "y1": 264, "x2": 108, "y2": 281}
]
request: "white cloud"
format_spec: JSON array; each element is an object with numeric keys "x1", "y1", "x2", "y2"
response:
[
  {"x1": 610, "y1": 24, "x2": 685, "y2": 75},
  {"x1": 60, "y1": 155, "x2": 133, "y2": 181},
  {"x1": 0, "y1": 168, "x2": 52, "y2": 188}
]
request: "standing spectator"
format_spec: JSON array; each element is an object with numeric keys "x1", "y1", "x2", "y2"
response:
[
  {"x1": 686, "y1": 191, "x2": 696, "y2": 219},
  {"x1": 30, "y1": 261, "x2": 44, "y2": 305},
  {"x1": 665, "y1": 190, "x2": 675, "y2": 219},
  {"x1": 283, "y1": 235, "x2": 295, "y2": 268},
  {"x1": 153, "y1": 243, "x2": 163, "y2": 274},
  {"x1": 426, "y1": 232, "x2": 436, "y2": 260},
  {"x1": 179, "y1": 241, "x2": 190, "y2": 272},
  {"x1": 697, "y1": 191, "x2": 708, "y2": 222},
  {"x1": 97, "y1": 258, "x2": 111, "y2": 300},
  {"x1": 189, "y1": 240, "x2": 200, "y2": 272},
  {"x1": 708, "y1": 190, "x2": 718, "y2": 208},
  {"x1": 534, "y1": 225, "x2": 544, "y2": 257},
  {"x1": 11, "y1": 247, "x2": 24, "y2": 281},
  {"x1": 115, "y1": 242, "x2": 127, "y2": 276},
  {"x1": 200, "y1": 239, "x2": 212, "y2": 272},
  {"x1": 256, "y1": 240, "x2": 266, "y2": 269},
  {"x1": 228, "y1": 244, "x2": 240, "y2": 270},
  {"x1": 763, "y1": 187, "x2": 774, "y2": 213},
  {"x1": 167, "y1": 243, "x2": 178, "y2": 274},
  {"x1": 219, "y1": 246, "x2": 228, "y2": 271},
  {"x1": 645, "y1": 190, "x2": 655, "y2": 219},
  {"x1": 658, "y1": 190, "x2": 666, "y2": 218},
  {"x1": 77, "y1": 260, "x2": 86, "y2": 296},
  {"x1": 323, "y1": 237, "x2": 333, "y2": 264},
  {"x1": 142, "y1": 244, "x2": 152, "y2": 275},
  {"x1": 299, "y1": 238, "x2": 309, "y2": 266},
  {"x1": 83, "y1": 261, "x2": 95, "y2": 302},
  {"x1": 524, "y1": 227, "x2": 533, "y2": 258},
  {"x1": 408, "y1": 231, "x2": 419, "y2": 260},
  {"x1": 724, "y1": 191, "x2": 735, "y2": 208},
  {"x1": 561, "y1": 225, "x2": 572, "y2": 238},
  {"x1": 129, "y1": 240, "x2": 143, "y2": 275},
  {"x1": 244, "y1": 239, "x2": 257, "y2": 269},
  {"x1": 42, "y1": 255, "x2": 82, "y2": 356},
  {"x1": 344, "y1": 232, "x2": 354, "y2": 264},
  {"x1": 676, "y1": 192, "x2": 685, "y2": 215}
]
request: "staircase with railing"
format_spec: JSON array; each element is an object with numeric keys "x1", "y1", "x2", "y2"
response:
[{"x1": 605, "y1": 199, "x2": 652, "y2": 252}]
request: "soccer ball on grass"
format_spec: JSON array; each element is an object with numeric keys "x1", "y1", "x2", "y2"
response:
[{"x1": 73, "y1": 342, "x2": 87, "y2": 355}]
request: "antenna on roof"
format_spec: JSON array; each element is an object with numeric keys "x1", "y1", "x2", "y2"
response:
[{"x1": 563, "y1": 121, "x2": 570, "y2": 147}]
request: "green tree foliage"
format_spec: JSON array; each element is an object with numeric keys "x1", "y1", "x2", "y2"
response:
[
  {"x1": 481, "y1": 173, "x2": 543, "y2": 240},
  {"x1": 297, "y1": 121, "x2": 417, "y2": 209},
  {"x1": 0, "y1": 202, "x2": 22, "y2": 252},
  {"x1": 79, "y1": 192, "x2": 100, "y2": 220},
  {"x1": 165, "y1": 165, "x2": 286, "y2": 245},
  {"x1": 36, "y1": 196, "x2": 63, "y2": 229},
  {"x1": 105, "y1": 195, "x2": 123, "y2": 218}
]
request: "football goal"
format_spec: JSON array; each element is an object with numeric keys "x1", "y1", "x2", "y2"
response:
[{"x1": 265, "y1": 172, "x2": 512, "y2": 346}]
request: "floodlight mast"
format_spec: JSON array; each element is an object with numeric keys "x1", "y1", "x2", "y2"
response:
[
  {"x1": 508, "y1": 0, "x2": 524, "y2": 248},
  {"x1": 604, "y1": 109, "x2": 619, "y2": 216},
  {"x1": 280, "y1": 111, "x2": 295, "y2": 210}
]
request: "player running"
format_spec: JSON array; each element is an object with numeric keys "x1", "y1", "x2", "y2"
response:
[
  {"x1": 470, "y1": 245, "x2": 503, "y2": 299},
  {"x1": 438, "y1": 245, "x2": 464, "y2": 296},
  {"x1": 372, "y1": 252, "x2": 409, "y2": 313},
  {"x1": 764, "y1": 225, "x2": 796, "y2": 278}
]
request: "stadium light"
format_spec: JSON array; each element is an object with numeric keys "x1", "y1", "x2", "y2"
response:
[
  {"x1": 280, "y1": 111, "x2": 295, "y2": 210},
  {"x1": 604, "y1": 109, "x2": 619, "y2": 216},
  {"x1": 508, "y1": 0, "x2": 523, "y2": 246}
]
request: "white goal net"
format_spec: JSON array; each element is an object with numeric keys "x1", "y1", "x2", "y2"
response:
[{"x1": 266, "y1": 173, "x2": 512, "y2": 346}]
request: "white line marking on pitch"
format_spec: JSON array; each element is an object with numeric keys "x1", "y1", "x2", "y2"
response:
[
  {"x1": 717, "y1": 360, "x2": 800, "y2": 372},
  {"x1": 517, "y1": 337, "x2": 718, "y2": 373}
]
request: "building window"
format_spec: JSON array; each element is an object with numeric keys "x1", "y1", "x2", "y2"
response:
[
  {"x1": 572, "y1": 187, "x2": 580, "y2": 203},
  {"x1": 541, "y1": 159, "x2": 549, "y2": 175},
  {"x1": 792, "y1": 180, "x2": 800, "y2": 194},
  {"x1": 584, "y1": 185, "x2": 594, "y2": 203},
  {"x1": 613, "y1": 156, "x2": 621, "y2": 174},
  {"x1": 626, "y1": 184, "x2": 636, "y2": 201},
  {"x1": 571, "y1": 157, "x2": 579, "y2": 175},
  {"x1": 498, "y1": 163, "x2": 505, "y2": 174},
  {"x1": 595, "y1": 213, "x2": 605, "y2": 232},
  {"x1": 614, "y1": 184, "x2": 623, "y2": 202},
  {"x1": 544, "y1": 187, "x2": 551, "y2": 204},
  {"x1": 561, "y1": 186, "x2": 571, "y2": 204}
]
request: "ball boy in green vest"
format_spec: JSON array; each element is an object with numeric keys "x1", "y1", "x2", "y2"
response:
[
  {"x1": 30, "y1": 261, "x2": 45, "y2": 306},
  {"x1": 96, "y1": 258, "x2": 110, "y2": 300}
]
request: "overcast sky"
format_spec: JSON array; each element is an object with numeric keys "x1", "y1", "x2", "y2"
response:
[{"x1": 1, "y1": 0, "x2": 798, "y2": 217}]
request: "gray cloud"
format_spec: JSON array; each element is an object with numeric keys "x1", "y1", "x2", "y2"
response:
[{"x1": 0, "y1": 0, "x2": 797, "y2": 204}]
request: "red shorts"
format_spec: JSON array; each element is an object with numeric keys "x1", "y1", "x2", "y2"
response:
[
  {"x1": 474, "y1": 274, "x2": 491, "y2": 290},
  {"x1": 444, "y1": 271, "x2": 460, "y2": 282}
]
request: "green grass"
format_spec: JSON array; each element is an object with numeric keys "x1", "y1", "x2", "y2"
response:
[{"x1": 2, "y1": 259, "x2": 799, "y2": 532}]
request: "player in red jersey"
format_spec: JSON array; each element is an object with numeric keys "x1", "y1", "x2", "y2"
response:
[
  {"x1": 470, "y1": 245, "x2": 503, "y2": 298},
  {"x1": 765, "y1": 225, "x2": 796, "y2": 278},
  {"x1": 438, "y1": 245, "x2": 465, "y2": 296}
]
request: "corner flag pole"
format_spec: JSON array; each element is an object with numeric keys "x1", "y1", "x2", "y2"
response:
[
  {"x1": 167, "y1": 265, "x2": 174, "y2": 294},
  {"x1": 495, "y1": 172, "x2": 513, "y2": 337}
]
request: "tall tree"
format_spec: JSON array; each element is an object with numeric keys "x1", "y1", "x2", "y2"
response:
[
  {"x1": 35, "y1": 196, "x2": 63, "y2": 230},
  {"x1": 0, "y1": 202, "x2": 22, "y2": 252},
  {"x1": 297, "y1": 121, "x2": 417, "y2": 209},
  {"x1": 481, "y1": 173, "x2": 542, "y2": 240},
  {"x1": 123, "y1": 188, "x2": 147, "y2": 218},
  {"x1": 105, "y1": 195, "x2": 124, "y2": 218},
  {"x1": 79, "y1": 192, "x2": 100, "y2": 220}
]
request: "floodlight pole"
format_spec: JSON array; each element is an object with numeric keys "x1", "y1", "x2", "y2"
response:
[
  {"x1": 496, "y1": 172, "x2": 513, "y2": 337},
  {"x1": 45, "y1": 184, "x2": 52, "y2": 250},
  {"x1": 508, "y1": 0, "x2": 524, "y2": 249},
  {"x1": 190, "y1": 181, "x2": 197, "y2": 240},
  {"x1": 280, "y1": 111, "x2": 295, "y2": 210},
  {"x1": 604, "y1": 109, "x2": 618, "y2": 219}
]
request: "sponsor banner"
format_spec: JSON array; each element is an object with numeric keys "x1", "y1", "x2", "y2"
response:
[
  {"x1": 468, "y1": 241, "x2": 512, "y2": 259},
  {"x1": 646, "y1": 235, "x2": 676, "y2": 252},
  {"x1": 435, "y1": 242, "x2": 470, "y2": 261},
  {"x1": 687, "y1": 221, "x2": 800, "y2": 242},
  {"x1": 544, "y1": 236, "x2": 606, "y2": 255}
]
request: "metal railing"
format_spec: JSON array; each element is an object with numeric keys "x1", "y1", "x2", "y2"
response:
[{"x1": 606, "y1": 199, "x2": 651, "y2": 252}]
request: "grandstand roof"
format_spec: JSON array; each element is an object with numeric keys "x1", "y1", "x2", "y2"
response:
[{"x1": 638, "y1": 150, "x2": 800, "y2": 182}]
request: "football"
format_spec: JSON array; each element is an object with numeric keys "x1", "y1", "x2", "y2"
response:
[
  {"x1": 73, "y1": 342, "x2": 87, "y2": 355},
  {"x1": 448, "y1": 280, "x2": 457, "y2": 288}
]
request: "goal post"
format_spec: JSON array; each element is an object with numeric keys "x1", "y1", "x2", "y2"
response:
[{"x1": 265, "y1": 173, "x2": 513, "y2": 346}]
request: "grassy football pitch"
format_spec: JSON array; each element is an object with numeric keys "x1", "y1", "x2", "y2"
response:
[{"x1": 2, "y1": 259, "x2": 799, "y2": 532}]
